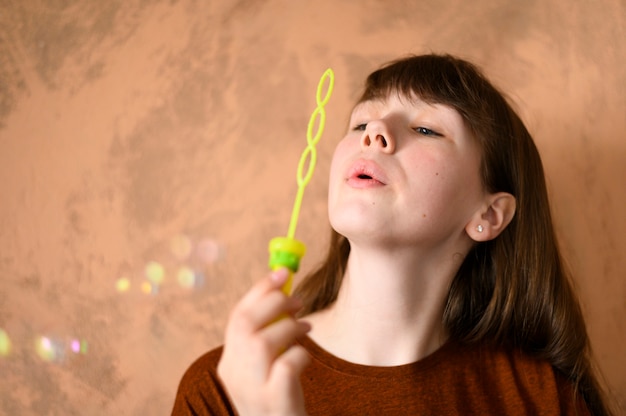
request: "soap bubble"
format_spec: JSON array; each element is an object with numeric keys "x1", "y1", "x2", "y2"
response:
[
  {"x1": 170, "y1": 234, "x2": 193, "y2": 261},
  {"x1": 196, "y1": 239, "x2": 221, "y2": 264},
  {"x1": 0, "y1": 329, "x2": 10, "y2": 357},
  {"x1": 70, "y1": 338, "x2": 88, "y2": 354},
  {"x1": 35, "y1": 336, "x2": 63, "y2": 362},
  {"x1": 176, "y1": 266, "x2": 205, "y2": 289},
  {"x1": 141, "y1": 281, "x2": 159, "y2": 295},
  {"x1": 191, "y1": 270, "x2": 205, "y2": 288},
  {"x1": 145, "y1": 261, "x2": 165, "y2": 286},
  {"x1": 177, "y1": 267, "x2": 196, "y2": 289},
  {"x1": 115, "y1": 276, "x2": 131, "y2": 293}
]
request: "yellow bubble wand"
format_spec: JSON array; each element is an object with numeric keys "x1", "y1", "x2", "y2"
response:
[{"x1": 268, "y1": 68, "x2": 335, "y2": 294}]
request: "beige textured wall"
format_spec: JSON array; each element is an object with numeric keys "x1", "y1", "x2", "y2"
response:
[{"x1": 0, "y1": 0, "x2": 624, "y2": 414}]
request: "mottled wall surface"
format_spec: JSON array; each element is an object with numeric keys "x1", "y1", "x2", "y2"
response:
[{"x1": 0, "y1": 0, "x2": 624, "y2": 414}]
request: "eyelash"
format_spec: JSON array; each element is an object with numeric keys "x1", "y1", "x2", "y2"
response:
[
  {"x1": 414, "y1": 126, "x2": 442, "y2": 137},
  {"x1": 352, "y1": 123, "x2": 442, "y2": 137}
]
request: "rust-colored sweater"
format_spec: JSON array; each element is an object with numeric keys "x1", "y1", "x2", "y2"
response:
[{"x1": 172, "y1": 336, "x2": 589, "y2": 415}]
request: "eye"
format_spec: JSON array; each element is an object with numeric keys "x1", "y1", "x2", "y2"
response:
[
  {"x1": 353, "y1": 123, "x2": 367, "y2": 131},
  {"x1": 414, "y1": 126, "x2": 442, "y2": 137}
]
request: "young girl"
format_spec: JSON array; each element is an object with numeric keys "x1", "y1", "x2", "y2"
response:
[{"x1": 172, "y1": 54, "x2": 612, "y2": 415}]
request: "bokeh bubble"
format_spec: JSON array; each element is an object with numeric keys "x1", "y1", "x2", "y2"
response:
[
  {"x1": 145, "y1": 261, "x2": 165, "y2": 286},
  {"x1": 177, "y1": 267, "x2": 195, "y2": 289},
  {"x1": 70, "y1": 338, "x2": 88, "y2": 354},
  {"x1": 190, "y1": 270, "x2": 205, "y2": 288},
  {"x1": 115, "y1": 277, "x2": 131, "y2": 293},
  {"x1": 170, "y1": 234, "x2": 193, "y2": 261},
  {"x1": 35, "y1": 336, "x2": 62, "y2": 362},
  {"x1": 196, "y1": 239, "x2": 221, "y2": 264},
  {"x1": 0, "y1": 329, "x2": 11, "y2": 357},
  {"x1": 141, "y1": 281, "x2": 159, "y2": 295},
  {"x1": 71, "y1": 339, "x2": 80, "y2": 353}
]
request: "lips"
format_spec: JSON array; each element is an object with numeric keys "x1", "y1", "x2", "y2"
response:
[{"x1": 346, "y1": 159, "x2": 388, "y2": 187}]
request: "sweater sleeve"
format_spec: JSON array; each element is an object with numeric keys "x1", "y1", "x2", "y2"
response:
[{"x1": 171, "y1": 347, "x2": 237, "y2": 416}]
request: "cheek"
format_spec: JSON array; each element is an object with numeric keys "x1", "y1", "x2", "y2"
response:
[
  {"x1": 328, "y1": 138, "x2": 352, "y2": 184},
  {"x1": 434, "y1": 163, "x2": 484, "y2": 215},
  {"x1": 405, "y1": 152, "x2": 482, "y2": 211},
  {"x1": 403, "y1": 151, "x2": 445, "y2": 186},
  {"x1": 327, "y1": 144, "x2": 346, "y2": 205}
]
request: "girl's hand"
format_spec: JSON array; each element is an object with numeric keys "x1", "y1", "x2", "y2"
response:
[{"x1": 217, "y1": 268, "x2": 312, "y2": 416}]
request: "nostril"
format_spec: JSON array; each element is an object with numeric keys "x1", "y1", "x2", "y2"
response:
[{"x1": 362, "y1": 133, "x2": 389, "y2": 149}]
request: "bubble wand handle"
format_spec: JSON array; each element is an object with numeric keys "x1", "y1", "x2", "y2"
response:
[{"x1": 269, "y1": 68, "x2": 335, "y2": 294}]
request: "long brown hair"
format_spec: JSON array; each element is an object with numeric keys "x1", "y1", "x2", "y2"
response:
[{"x1": 294, "y1": 54, "x2": 611, "y2": 415}]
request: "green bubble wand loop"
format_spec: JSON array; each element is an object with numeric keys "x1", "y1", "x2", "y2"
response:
[{"x1": 268, "y1": 68, "x2": 335, "y2": 294}]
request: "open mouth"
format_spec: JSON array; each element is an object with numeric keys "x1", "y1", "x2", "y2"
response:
[{"x1": 347, "y1": 159, "x2": 388, "y2": 187}]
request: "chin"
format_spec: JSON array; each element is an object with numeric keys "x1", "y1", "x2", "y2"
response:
[{"x1": 329, "y1": 211, "x2": 386, "y2": 243}]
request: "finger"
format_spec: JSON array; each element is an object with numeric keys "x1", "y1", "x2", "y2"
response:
[
  {"x1": 274, "y1": 344, "x2": 310, "y2": 380},
  {"x1": 230, "y1": 290, "x2": 304, "y2": 337},
  {"x1": 230, "y1": 271, "x2": 305, "y2": 332},
  {"x1": 252, "y1": 291, "x2": 304, "y2": 327},
  {"x1": 256, "y1": 318, "x2": 311, "y2": 360},
  {"x1": 269, "y1": 344, "x2": 311, "y2": 405},
  {"x1": 236, "y1": 268, "x2": 290, "y2": 312}
]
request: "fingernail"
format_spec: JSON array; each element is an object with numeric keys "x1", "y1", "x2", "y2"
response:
[{"x1": 270, "y1": 268, "x2": 289, "y2": 284}]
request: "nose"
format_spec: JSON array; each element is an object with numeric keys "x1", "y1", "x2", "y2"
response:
[{"x1": 360, "y1": 119, "x2": 395, "y2": 153}]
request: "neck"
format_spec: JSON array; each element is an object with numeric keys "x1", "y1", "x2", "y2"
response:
[{"x1": 306, "y1": 242, "x2": 467, "y2": 366}]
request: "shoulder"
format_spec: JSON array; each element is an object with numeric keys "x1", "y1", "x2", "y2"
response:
[
  {"x1": 171, "y1": 346, "x2": 236, "y2": 416},
  {"x1": 179, "y1": 346, "x2": 224, "y2": 384},
  {"x1": 296, "y1": 337, "x2": 589, "y2": 415},
  {"x1": 449, "y1": 341, "x2": 590, "y2": 415}
]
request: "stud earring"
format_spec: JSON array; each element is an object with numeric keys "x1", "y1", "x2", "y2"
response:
[{"x1": 476, "y1": 224, "x2": 484, "y2": 233}]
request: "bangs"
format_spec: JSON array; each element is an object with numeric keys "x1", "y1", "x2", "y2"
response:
[{"x1": 357, "y1": 54, "x2": 490, "y2": 126}]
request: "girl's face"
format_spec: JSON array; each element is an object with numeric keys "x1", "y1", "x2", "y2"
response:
[{"x1": 328, "y1": 93, "x2": 486, "y2": 249}]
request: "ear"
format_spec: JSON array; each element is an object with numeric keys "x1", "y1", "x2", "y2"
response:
[{"x1": 466, "y1": 192, "x2": 516, "y2": 242}]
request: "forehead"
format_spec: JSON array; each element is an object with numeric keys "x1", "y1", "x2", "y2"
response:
[{"x1": 352, "y1": 93, "x2": 465, "y2": 124}]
